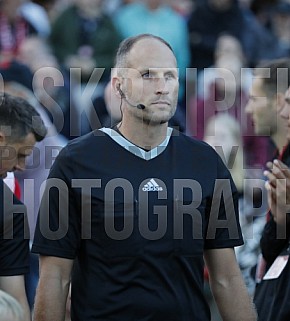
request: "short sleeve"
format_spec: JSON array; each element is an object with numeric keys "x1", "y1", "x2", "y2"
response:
[
  {"x1": 204, "y1": 155, "x2": 244, "y2": 249},
  {"x1": 32, "y1": 146, "x2": 81, "y2": 259}
]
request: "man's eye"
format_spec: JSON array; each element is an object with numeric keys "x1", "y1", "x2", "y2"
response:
[
  {"x1": 165, "y1": 73, "x2": 174, "y2": 80},
  {"x1": 141, "y1": 72, "x2": 150, "y2": 78}
]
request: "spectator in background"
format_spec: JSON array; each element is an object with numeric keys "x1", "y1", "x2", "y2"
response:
[
  {"x1": 30, "y1": 0, "x2": 57, "y2": 19},
  {"x1": 271, "y1": 1, "x2": 290, "y2": 55},
  {"x1": 3, "y1": 172, "x2": 21, "y2": 200},
  {"x1": 0, "y1": 93, "x2": 47, "y2": 321},
  {"x1": 258, "y1": 158, "x2": 290, "y2": 321},
  {"x1": 20, "y1": 0, "x2": 51, "y2": 38},
  {"x1": 248, "y1": 0, "x2": 277, "y2": 28},
  {"x1": 246, "y1": 58, "x2": 290, "y2": 158},
  {"x1": 89, "y1": 80, "x2": 122, "y2": 130},
  {"x1": 0, "y1": 0, "x2": 38, "y2": 64},
  {"x1": 188, "y1": 0, "x2": 288, "y2": 72},
  {"x1": 204, "y1": 113, "x2": 267, "y2": 295},
  {"x1": 196, "y1": 34, "x2": 252, "y2": 100},
  {"x1": 248, "y1": 58, "x2": 290, "y2": 321},
  {"x1": 0, "y1": 290, "x2": 25, "y2": 321},
  {"x1": 187, "y1": 33, "x2": 269, "y2": 170},
  {"x1": 50, "y1": 0, "x2": 121, "y2": 85},
  {"x1": 204, "y1": 114, "x2": 245, "y2": 194},
  {"x1": 255, "y1": 157, "x2": 290, "y2": 321},
  {"x1": 17, "y1": 35, "x2": 79, "y2": 140},
  {"x1": 0, "y1": 61, "x2": 67, "y2": 308},
  {"x1": 49, "y1": 0, "x2": 121, "y2": 135},
  {"x1": 114, "y1": 0, "x2": 190, "y2": 104},
  {"x1": 188, "y1": 0, "x2": 245, "y2": 72}
]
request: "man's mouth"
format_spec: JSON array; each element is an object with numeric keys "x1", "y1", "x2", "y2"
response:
[{"x1": 152, "y1": 101, "x2": 170, "y2": 106}]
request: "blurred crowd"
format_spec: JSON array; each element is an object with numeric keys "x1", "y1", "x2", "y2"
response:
[{"x1": 1, "y1": 0, "x2": 290, "y2": 320}]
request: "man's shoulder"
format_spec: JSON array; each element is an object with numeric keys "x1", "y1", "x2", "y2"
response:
[
  {"x1": 66, "y1": 129, "x2": 109, "y2": 149},
  {"x1": 171, "y1": 129, "x2": 216, "y2": 151},
  {"x1": 57, "y1": 129, "x2": 116, "y2": 163}
]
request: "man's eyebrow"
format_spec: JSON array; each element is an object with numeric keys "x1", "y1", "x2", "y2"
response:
[
  {"x1": 138, "y1": 68, "x2": 177, "y2": 75},
  {"x1": 285, "y1": 97, "x2": 290, "y2": 103},
  {"x1": 138, "y1": 68, "x2": 149, "y2": 73}
]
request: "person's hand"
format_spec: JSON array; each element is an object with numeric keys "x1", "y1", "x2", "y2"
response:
[{"x1": 264, "y1": 160, "x2": 290, "y2": 227}]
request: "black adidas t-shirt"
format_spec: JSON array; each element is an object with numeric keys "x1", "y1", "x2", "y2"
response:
[
  {"x1": 0, "y1": 179, "x2": 29, "y2": 276},
  {"x1": 32, "y1": 128, "x2": 243, "y2": 321}
]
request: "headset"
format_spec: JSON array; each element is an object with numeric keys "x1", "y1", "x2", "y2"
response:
[{"x1": 117, "y1": 84, "x2": 145, "y2": 110}]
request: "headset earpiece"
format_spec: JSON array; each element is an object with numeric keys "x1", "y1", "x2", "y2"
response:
[
  {"x1": 117, "y1": 84, "x2": 125, "y2": 98},
  {"x1": 116, "y1": 84, "x2": 145, "y2": 110}
]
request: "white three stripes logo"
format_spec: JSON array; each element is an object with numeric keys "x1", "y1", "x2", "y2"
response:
[{"x1": 142, "y1": 179, "x2": 163, "y2": 191}]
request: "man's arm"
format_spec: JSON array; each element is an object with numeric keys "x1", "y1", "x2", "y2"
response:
[
  {"x1": 33, "y1": 256, "x2": 73, "y2": 321},
  {"x1": 204, "y1": 248, "x2": 257, "y2": 321},
  {"x1": 0, "y1": 275, "x2": 31, "y2": 321}
]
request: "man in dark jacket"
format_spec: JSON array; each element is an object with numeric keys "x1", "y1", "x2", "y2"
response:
[
  {"x1": 0, "y1": 93, "x2": 46, "y2": 321},
  {"x1": 246, "y1": 58, "x2": 290, "y2": 321}
]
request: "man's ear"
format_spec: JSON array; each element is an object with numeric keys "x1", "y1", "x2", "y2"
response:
[{"x1": 112, "y1": 77, "x2": 123, "y2": 98}]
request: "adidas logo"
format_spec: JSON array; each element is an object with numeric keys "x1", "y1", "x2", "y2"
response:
[{"x1": 142, "y1": 179, "x2": 163, "y2": 192}]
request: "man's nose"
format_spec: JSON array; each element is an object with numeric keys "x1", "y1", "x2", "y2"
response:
[{"x1": 155, "y1": 78, "x2": 169, "y2": 94}]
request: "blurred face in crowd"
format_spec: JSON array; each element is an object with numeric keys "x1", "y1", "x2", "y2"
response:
[
  {"x1": 280, "y1": 87, "x2": 290, "y2": 141},
  {"x1": 0, "y1": 132, "x2": 36, "y2": 179},
  {"x1": 246, "y1": 77, "x2": 285, "y2": 136},
  {"x1": 215, "y1": 35, "x2": 244, "y2": 62}
]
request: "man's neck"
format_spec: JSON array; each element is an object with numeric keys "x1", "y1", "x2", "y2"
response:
[{"x1": 117, "y1": 121, "x2": 169, "y2": 151}]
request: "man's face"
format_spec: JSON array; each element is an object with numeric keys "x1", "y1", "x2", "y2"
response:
[
  {"x1": 0, "y1": 132, "x2": 36, "y2": 179},
  {"x1": 246, "y1": 78, "x2": 279, "y2": 136},
  {"x1": 280, "y1": 87, "x2": 290, "y2": 141},
  {"x1": 120, "y1": 38, "x2": 179, "y2": 125}
]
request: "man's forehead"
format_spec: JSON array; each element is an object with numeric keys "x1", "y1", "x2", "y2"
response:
[
  {"x1": 132, "y1": 37, "x2": 168, "y2": 49},
  {"x1": 128, "y1": 39, "x2": 176, "y2": 64}
]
